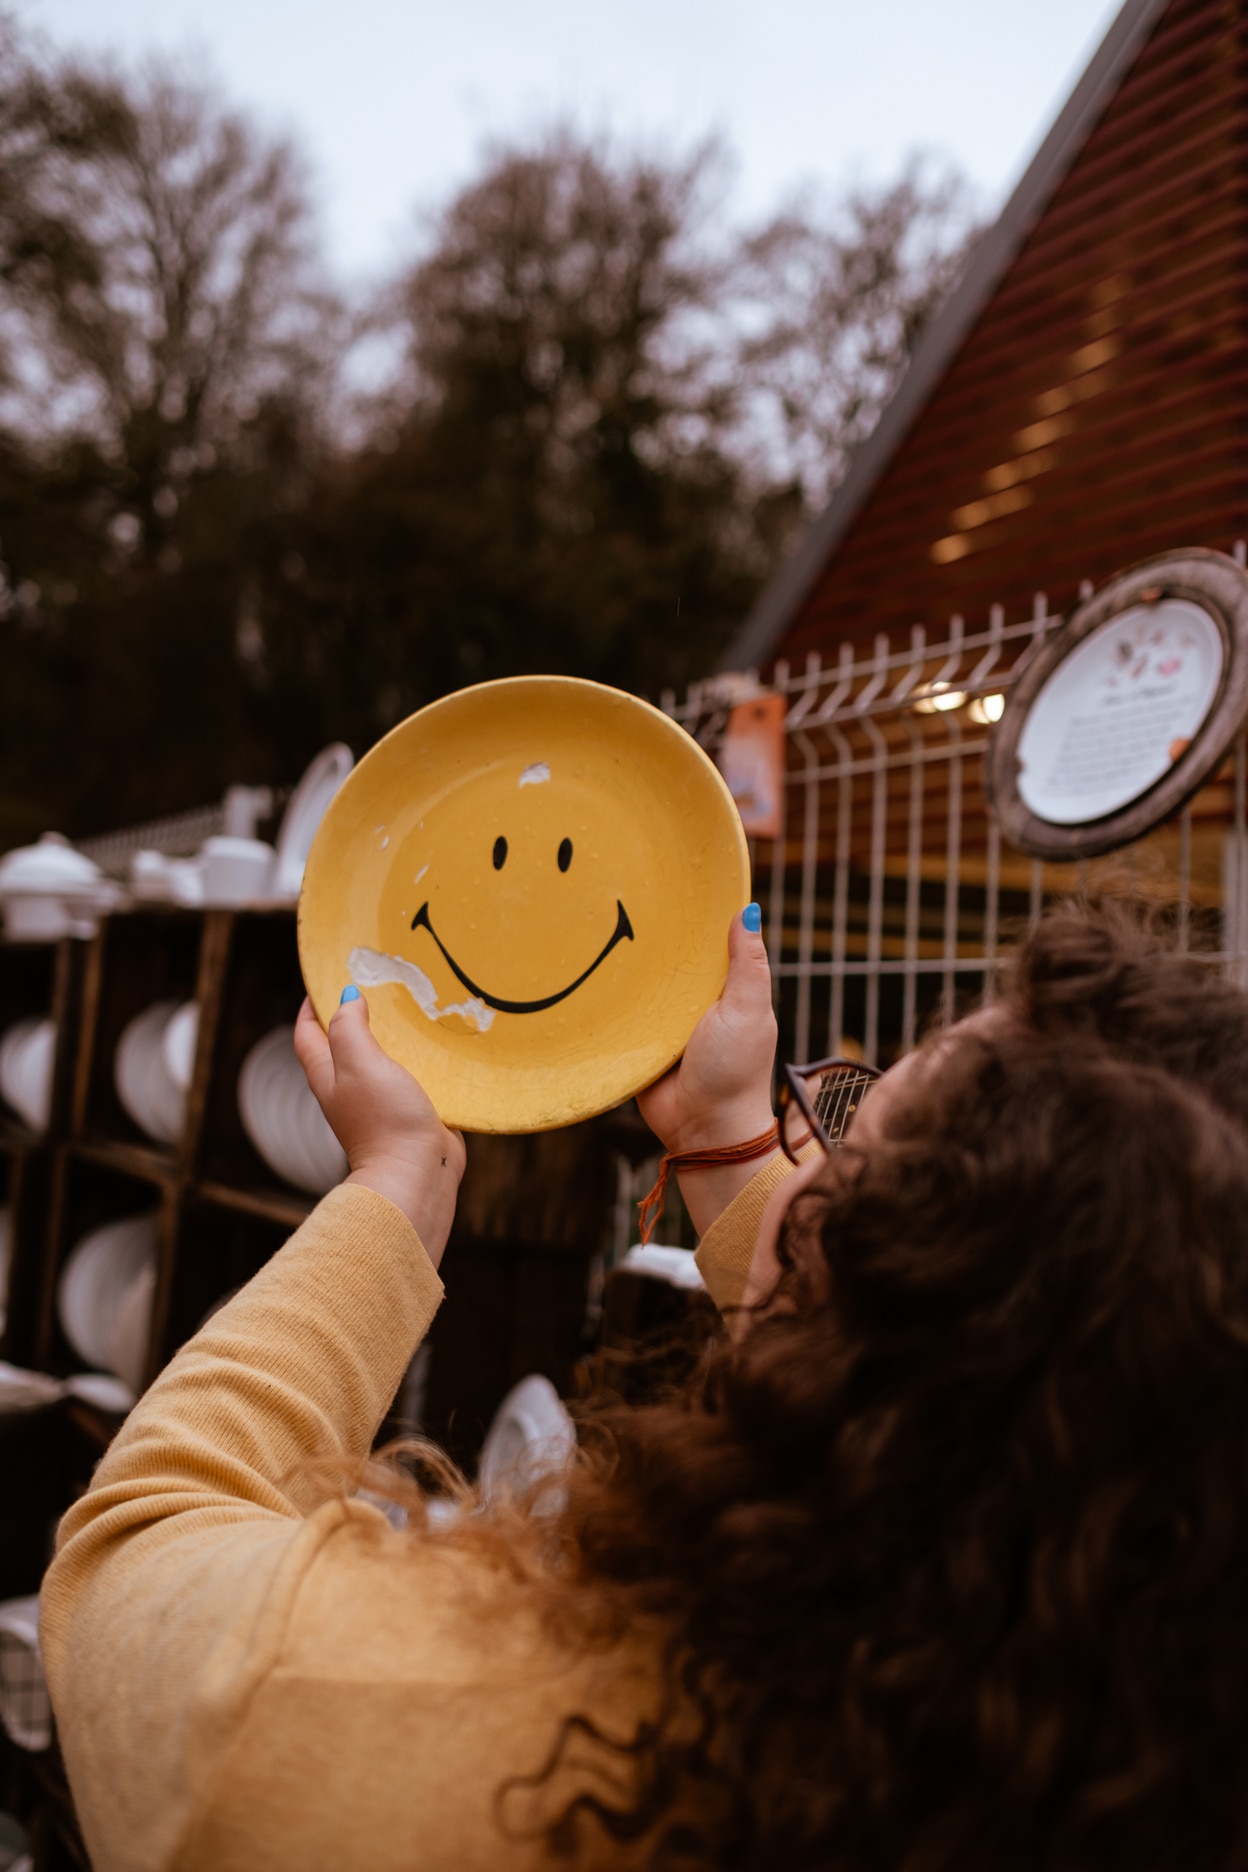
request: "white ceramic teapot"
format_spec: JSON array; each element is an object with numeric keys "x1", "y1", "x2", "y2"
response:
[{"x1": 0, "y1": 834, "x2": 119, "y2": 940}]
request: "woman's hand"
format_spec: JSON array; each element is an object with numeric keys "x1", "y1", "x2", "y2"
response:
[
  {"x1": 638, "y1": 906, "x2": 778, "y2": 1155},
  {"x1": 635, "y1": 908, "x2": 780, "y2": 1241},
  {"x1": 294, "y1": 990, "x2": 465, "y2": 1269}
]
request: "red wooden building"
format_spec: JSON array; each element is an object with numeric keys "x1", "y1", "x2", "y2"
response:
[
  {"x1": 681, "y1": 0, "x2": 1248, "y2": 1066},
  {"x1": 726, "y1": 0, "x2": 1248, "y2": 674}
]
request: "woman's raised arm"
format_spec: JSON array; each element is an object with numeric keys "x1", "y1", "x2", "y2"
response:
[{"x1": 39, "y1": 995, "x2": 462, "y2": 1870}]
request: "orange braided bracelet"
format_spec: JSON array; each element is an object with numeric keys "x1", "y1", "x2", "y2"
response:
[{"x1": 637, "y1": 1121, "x2": 781, "y2": 1245}]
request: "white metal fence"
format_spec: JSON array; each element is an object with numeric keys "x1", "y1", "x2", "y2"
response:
[
  {"x1": 665, "y1": 590, "x2": 1248, "y2": 1069},
  {"x1": 70, "y1": 585, "x2": 1248, "y2": 1081}
]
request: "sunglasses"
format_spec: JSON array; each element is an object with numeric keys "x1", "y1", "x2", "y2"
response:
[{"x1": 778, "y1": 1056, "x2": 884, "y2": 1165}]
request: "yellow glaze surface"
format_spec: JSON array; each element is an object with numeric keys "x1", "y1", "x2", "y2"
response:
[{"x1": 298, "y1": 677, "x2": 749, "y2": 1131}]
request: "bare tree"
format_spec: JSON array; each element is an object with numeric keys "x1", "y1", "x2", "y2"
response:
[
  {"x1": 0, "y1": 24, "x2": 126, "y2": 402},
  {"x1": 395, "y1": 130, "x2": 740, "y2": 523},
  {"x1": 330, "y1": 130, "x2": 765, "y2": 700},
  {"x1": 385, "y1": 137, "x2": 979, "y2": 529},
  {"x1": 734, "y1": 163, "x2": 980, "y2": 505},
  {"x1": 0, "y1": 35, "x2": 339, "y2": 506}
]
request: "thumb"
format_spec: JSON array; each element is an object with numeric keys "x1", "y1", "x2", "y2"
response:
[
  {"x1": 327, "y1": 982, "x2": 375, "y2": 1072},
  {"x1": 721, "y1": 904, "x2": 773, "y2": 1019}
]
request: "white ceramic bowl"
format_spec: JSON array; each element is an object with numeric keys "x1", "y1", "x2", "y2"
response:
[
  {"x1": 200, "y1": 837, "x2": 276, "y2": 907},
  {"x1": 3, "y1": 897, "x2": 72, "y2": 941},
  {"x1": 0, "y1": 834, "x2": 117, "y2": 940},
  {"x1": 130, "y1": 850, "x2": 206, "y2": 908}
]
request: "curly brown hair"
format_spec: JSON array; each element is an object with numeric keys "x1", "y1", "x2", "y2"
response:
[{"x1": 505, "y1": 907, "x2": 1248, "y2": 1868}]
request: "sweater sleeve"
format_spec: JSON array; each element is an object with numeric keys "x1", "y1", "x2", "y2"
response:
[
  {"x1": 39, "y1": 1181, "x2": 444, "y2": 1872},
  {"x1": 694, "y1": 1153, "x2": 798, "y2": 1312}
]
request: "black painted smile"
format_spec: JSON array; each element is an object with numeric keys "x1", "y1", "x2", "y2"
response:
[{"x1": 410, "y1": 899, "x2": 635, "y2": 1014}]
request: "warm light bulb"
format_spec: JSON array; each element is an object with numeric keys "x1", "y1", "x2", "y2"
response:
[
  {"x1": 969, "y1": 692, "x2": 1006, "y2": 725},
  {"x1": 913, "y1": 682, "x2": 967, "y2": 714}
]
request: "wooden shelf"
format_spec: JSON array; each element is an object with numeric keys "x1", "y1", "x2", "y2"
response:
[
  {"x1": 68, "y1": 1137, "x2": 177, "y2": 1185},
  {"x1": 0, "y1": 897, "x2": 627, "y2": 1859},
  {"x1": 195, "y1": 1179, "x2": 313, "y2": 1229},
  {"x1": 0, "y1": 903, "x2": 617, "y2": 1498},
  {"x1": 0, "y1": 1120, "x2": 44, "y2": 1154},
  {"x1": 62, "y1": 1397, "x2": 127, "y2": 1453}
]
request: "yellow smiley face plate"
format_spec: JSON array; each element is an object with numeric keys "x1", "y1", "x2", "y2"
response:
[{"x1": 298, "y1": 676, "x2": 751, "y2": 1133}]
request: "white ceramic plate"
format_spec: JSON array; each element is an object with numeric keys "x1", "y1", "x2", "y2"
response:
[
  {"x1": 285, "y1": 1060, "x2": 347, "y2": 1194},
  {"x1": 58, "y1": 1215, "x2": 158, "y2": 1376},
  {"x1": 238, "y1": 1028, "x2": 345, "y2": 1194},
  {"x1": 273, "y1": 1063, "x2": 319, "y2": 1190},
  {"x1": 115, "y1": 1002, "x2": 184, "y2": 1144},
  {"x1": 162, "y1": 1002, "x2": 200, "y2": 1096},
  {"x1": 13, "y1": 1021, "x2": 54, "y2": 1133},
  {"x1": 238, "y1": 1029, "x2": 287, "y2": 1172},
  {"x1": 478, "y1": 1374, "x2": 575, "y2": 1502},
  {"x1": 238, "y1": 1029, "x2": 303, "y2": 1187},
  {"x1": 57, "y1": 1221, "x2": 128, "y2": 1369},
  {"x1": 264, "y1": 1047, "x2": 312, "y2": 1189},
  {"x1": 63, "y1": 1371, "x2": 135, "y2": 1414},
  {"x1": 0, "y1": 1020, "x2": 54, "y2": 1133},
  {"x1": 57, "y1": 1243, "x2": 105, "y2": 1369},
  {"x1": 0, "y1": 1021, "x2": 30, "y2": 1114},
  {"x1": 274, "y1": 743, "x2": 354, "y2": 897},
  {"x1": 108, "y1": 1261, "x2": 156, "y2": 1393},
  {"x1": 141, "y1": 1023, "x2": 185, "y2": 1147}
]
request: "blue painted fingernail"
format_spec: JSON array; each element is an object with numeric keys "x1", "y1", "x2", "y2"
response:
[
  {"x1": 743, "y1": 903, "x2": 762, "y2": 933},
  {"x1": 340, "y1": 984, "x2": 360, "y2": 1003}
]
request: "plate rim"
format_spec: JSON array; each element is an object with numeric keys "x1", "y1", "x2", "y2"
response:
[{"x1": 297, "y1": 675, "x2": 750, "y2": 1133}]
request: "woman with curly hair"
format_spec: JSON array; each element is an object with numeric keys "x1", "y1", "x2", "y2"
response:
[{"x1": 41, "y1": 904, "x2": 1248, "y2": 1871}]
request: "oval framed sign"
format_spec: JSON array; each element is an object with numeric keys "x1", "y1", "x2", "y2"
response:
[{"x1": 987, "y1": 550, "x2": 1248, "y2": 860}]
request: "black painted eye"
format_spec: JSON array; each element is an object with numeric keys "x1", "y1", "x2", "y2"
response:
[
  {"x1": 493, "y1": 836, "x2": 508, "y2": 870},
  {"x1": 558, "y1": 838, "x2": 573, "y2": 872}
]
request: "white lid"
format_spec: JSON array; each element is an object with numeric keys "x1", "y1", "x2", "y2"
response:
[{"x1": 0, "y1": 833, "x2": 101, "y2": 895}]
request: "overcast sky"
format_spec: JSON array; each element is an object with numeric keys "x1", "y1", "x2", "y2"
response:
[{"x1": 24, "y1": 0, "x2": 1124, "y2": 284}]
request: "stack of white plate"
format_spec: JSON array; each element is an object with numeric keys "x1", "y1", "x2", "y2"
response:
[
  {"x1": 57, "y1": 1214, "x2": 157, "y2": 1394},
  {"x1": 114, "y1": 1000, "x2": 198, "y2": 1145},
  {"x1": 0, "y1": 1020, "x2": 55, "y2": 1134},
  {"x1": 238, "y1": 1027, "x2": 347, "y2": 1195}
]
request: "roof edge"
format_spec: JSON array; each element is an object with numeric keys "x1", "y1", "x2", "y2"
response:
[{"x1": 721, "y1": 0, "x2": 1173, "y2": 673}]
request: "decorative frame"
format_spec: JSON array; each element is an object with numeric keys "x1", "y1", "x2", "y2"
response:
[{"x1": 987, "y1": 549, "x2": 1248, "y2": 860}]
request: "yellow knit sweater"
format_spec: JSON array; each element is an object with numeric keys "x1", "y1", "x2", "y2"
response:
[{"x1": 40, "y1": 1159, "x2": 791, "y2": 1872}]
